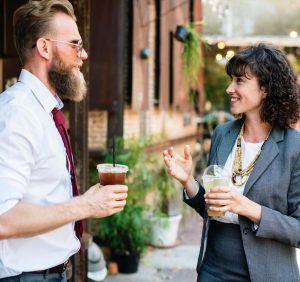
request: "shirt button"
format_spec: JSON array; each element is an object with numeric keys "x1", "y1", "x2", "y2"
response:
[{"x1": 243, "y1": 227, "x2": 250, "y2": 235}]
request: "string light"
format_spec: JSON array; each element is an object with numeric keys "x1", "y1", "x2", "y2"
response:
[
  {"x1": 225, "y1": 50, "x2": 235, "y2": 60},
  {"x1": 217, "y1": 41, "x2": 226, "y2": 49},
  {"x1": 289, "y1": 31, "x2": 298, "y2": 38},
  {"x1": 216, "y1": 53, "x2": 223, "y2": 61}
]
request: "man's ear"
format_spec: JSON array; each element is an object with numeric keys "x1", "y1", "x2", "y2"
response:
[{"x1": 36, "y1": 38, "x2": 51, "y2": 60}]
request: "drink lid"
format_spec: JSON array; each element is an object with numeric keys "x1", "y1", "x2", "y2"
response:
[
  {"x1": 96, "y1": 163, "x2": 128, "y2": 173},
  {"x1": 202, "y1": 164, "x2": 228, "y2": 177}
]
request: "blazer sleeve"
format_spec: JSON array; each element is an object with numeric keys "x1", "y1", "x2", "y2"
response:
[
  {"x1": 183, "y1": 182, "x2": 206, "y2": 217},
  {"x1": 255, "y1": 150, "x2": 300, "y2": 248},
  {"x1": 183, "y1": 125, "x2": 223, "y2": 218}
]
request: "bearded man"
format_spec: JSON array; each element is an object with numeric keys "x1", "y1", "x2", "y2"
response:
[{"x1": 0, "y1": 1, "x2": 128, "y2": 281}]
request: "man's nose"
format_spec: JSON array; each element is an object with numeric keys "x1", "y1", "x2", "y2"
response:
[{"x1": 80, "y1": 48, "x2": 88, "y2": 60}]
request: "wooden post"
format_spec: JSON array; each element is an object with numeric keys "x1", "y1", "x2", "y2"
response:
[{"x1": 69, "y1": 1, "x2": 91, "y2": 281}]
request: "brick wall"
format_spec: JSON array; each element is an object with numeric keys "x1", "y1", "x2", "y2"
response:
[
  {"x1": 89, "y1": 107, "x2": 198, "y2": 153},
  {"x1": 88, "y1": 111, "x2": 107, "y2": 150}
]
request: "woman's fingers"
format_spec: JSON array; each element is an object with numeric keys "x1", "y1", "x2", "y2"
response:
[
  {"x1": 183, "y1": 145, "x2": 191, "y2": 160},
  {"x1": 205, "y1": 191, "x2": 231, "y2": 199},
  {"x1": 209, "y1": 205, "x2": 228, "y2": 212},
  {"x1": 205, "y1": 187, "x2": 250, "y2": 215},
  {"x1": 208, "y1": 186, "x2": 231, "y2": 193},
  {"x1": 163, "y1": 154, "x2": 170, "y2": 165},
  {"x1": 205, "y1": 199, "x2": 232, "y2": 206},
  {"x1": 163, "y1": 145, "x2": 192, "y2": 163},
  {"x1": 167, "y1": 146, "x2": 175, "y2": 157}
]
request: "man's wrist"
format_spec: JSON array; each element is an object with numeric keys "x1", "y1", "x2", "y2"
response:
[{"x1": 70, "y1": 196, "x2": 89, "y2": 220}]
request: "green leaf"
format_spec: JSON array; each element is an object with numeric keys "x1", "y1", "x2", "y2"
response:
[{"x1": 182, "y1": 23, "x2": 203, "y2": 97}]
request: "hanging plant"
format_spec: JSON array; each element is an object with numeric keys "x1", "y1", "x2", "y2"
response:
[
  {"x1": 175, "y1": 23, "x2": 203, "y2": 98},
  {"x1": 183, "y1": 23, "x2": 202, "y2": 93}
]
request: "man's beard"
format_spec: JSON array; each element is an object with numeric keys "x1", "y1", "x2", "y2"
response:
[{"x1": 48, "y1": 54, "x2": 87, "y2": 102}]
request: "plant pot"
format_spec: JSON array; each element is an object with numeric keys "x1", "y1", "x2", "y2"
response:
[
  {"x1": 114, "y1": 252, "x2": 140, "y2": 273},
  {"x1": 174, "y1": 25, "x2": 190, "y2": 43},
  {"x1": 149, "y1": 214, "x2": 182, "y2": 247}
]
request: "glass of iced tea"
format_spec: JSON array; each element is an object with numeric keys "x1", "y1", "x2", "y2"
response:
[
  {"x1": 202, "y1": 165, "x2": 229, "y2": 217},
  {"x1": 97, "y1": 164, "x2": 128, "y2": 185}
]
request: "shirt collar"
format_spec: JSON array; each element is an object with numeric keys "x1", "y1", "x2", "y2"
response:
[{"x1": 18, "y1": 69, "x2": 64, "y2": 113}]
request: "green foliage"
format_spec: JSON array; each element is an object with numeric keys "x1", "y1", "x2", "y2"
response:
[
  {"x1": 92, "y1": 136, "x2": 155, "y2": 255},
  {"x1": 287, "y1": 53, "x2": 300, "y2": 74},
  {"x1": 194, "y1": 153, "x2": 208, "y2": 178},
  {"x1": 91, "y1": 136, "x2": 155, "y2": 205},
  {"x1": 151, "y1": 163, "x2": 180, "y2": 216},
  {"x1": 97, "y1": 205, "x2": 151, "y2": 255},
  {"x1": 182, "y1": 23, "x2": 203, "y2": 96},
  {"x1": 204, "y1": 58, "x2": 230, "y2": 111}
]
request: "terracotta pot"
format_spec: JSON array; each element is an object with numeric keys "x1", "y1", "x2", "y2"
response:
[{"x1": 108, "y1": 262, "x2": 119, "y2": 275}]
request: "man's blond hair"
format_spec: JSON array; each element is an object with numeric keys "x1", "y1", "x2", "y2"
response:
[{"x1": 13, "y1": 0, "x2": 76, "y2": 65}]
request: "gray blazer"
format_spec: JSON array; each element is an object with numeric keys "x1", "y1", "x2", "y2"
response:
[{"x1": 185, "y1": 119, "x2": 300, "y2": 282}]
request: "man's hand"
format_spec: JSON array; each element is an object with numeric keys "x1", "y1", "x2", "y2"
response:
[
  {"x1": 81, "y1": 184, "x2": 128, "y2": 218},
  {"x1": 0, "y1": 184, "x2": 128, "y2": 239}
]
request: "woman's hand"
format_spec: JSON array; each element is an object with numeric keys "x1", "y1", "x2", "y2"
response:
[
  {"x1": 163, "y1": 145, "x2": 193, "y2": 186},
  {"x1": 205, "y1": 186, "x2": 262, "y2": 224}
]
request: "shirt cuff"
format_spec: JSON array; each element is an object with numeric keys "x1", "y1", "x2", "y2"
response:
[{"x1": 0, "y1": 199, "x2": 19, "y2": 215}]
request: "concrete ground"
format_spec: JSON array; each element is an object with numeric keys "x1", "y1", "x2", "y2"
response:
[
  {"x1": 101, "y1": 208, "x2": 203, "y2": 282},
  {"x1": 98, "y1": 208, "x2": 300, "y2": 282},
  {"x1": 103, "y1": 245, "x2": 198, "y2": 282}
]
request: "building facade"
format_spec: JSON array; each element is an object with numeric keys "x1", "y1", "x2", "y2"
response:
[{"x1": 0, "y1": 0, "x2": 205, "y2": 197}]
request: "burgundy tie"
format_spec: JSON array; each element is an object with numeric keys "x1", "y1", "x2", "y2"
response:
[{"x1": 52, "y1": 108, "x2": 83, "y2": 242}]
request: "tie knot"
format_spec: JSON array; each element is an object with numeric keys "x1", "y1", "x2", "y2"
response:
[
  {"x1": 51, "y1": 107, "x2": 59, "y2": 115},
  {"x1": 52, "y1": 107, "x2": 66, "y2": 127}
]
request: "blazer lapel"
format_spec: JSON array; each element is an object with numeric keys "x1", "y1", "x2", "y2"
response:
[
  {"x1": 217, "y1": 120, "x2": 243, "y2": 166},
  {"x1": 244, "y1": 128, "x2": 283, "y2": 195}
]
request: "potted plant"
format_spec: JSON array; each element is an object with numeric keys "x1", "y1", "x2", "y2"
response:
[
  {"x1": 92, "y1": 137, "x2": 154, "y2": 273},
  {"x1": 96, "y1": 204, "x2": 151, "y2": 273},
  {"x1": 148, "y1": 163, "x2": 183, "y2": 247}
]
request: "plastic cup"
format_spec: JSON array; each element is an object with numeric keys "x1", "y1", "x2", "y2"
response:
[
  {"x1": 202, "y1": 165, "x2": 229, "y2": 217},
  {"x1": 96, "y1": 164, "x2": 128, "y2": 185}
]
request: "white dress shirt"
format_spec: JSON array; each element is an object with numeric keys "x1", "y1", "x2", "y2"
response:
[{"x1": 0, "y1": 69, "x2": 80, "y2": 278}]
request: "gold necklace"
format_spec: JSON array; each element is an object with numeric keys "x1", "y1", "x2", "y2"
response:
[{"x1": 231, "y1": 124, "x2": 271, "y2": 186}]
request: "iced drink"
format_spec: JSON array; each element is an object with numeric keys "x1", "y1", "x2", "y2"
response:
[
  {"x1": 97, "y1": 164, "x2": 128, "y2": 185},
  {"x1": 202, "y1": 176, "x2": 228, "y2": 216},
  {"x1": 202, "y1": 165, "x2": 229, "y2": 217}
]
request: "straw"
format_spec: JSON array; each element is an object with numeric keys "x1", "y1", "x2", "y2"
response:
[{"x1": 112, "y1": 136, "x2": 116, "y2": 167}]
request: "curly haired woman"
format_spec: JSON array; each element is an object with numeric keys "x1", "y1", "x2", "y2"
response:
[{"x1": 163, "y1": 43, "x2": 300, "y2": 282}]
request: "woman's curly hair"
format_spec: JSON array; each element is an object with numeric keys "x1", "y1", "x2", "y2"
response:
[{"x1": 225, "y1": 43, "x2": 300, "y2": 129}]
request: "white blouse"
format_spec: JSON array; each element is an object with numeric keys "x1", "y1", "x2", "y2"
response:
[{"x1": 212, "y1": 136, "x2": 264, "y2": 224}]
